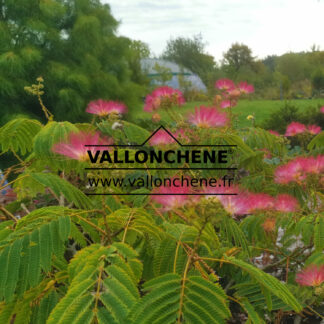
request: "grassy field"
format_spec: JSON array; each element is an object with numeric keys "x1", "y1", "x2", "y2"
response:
[{"x1": 129, "y1": 98, "x2": 324, "y2": 128}]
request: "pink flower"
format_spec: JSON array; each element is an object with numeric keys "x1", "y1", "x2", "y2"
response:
[
  {"x1": 274, "y1": 155, "x2": 324, "y2": 184},
  {"x1": 144, "y1": 86, "x2": 185, "y2": 112},
  {"x1": 215, "y1": 187, "x2": 252, "y2": 216},
  {"x1": 269, "y1": 130, "x2": 280, "y2": 136},
  {"x1": 52, "y1": 131, "x2": 113, "y2": 161},
  {"x1": 296, "y1": 265, "x2": 324, "y2": 286},
  {"x1": 227, "y1": 88, "x2": 241, "y2": 98},
  {"x1": 86, "y1": 99, "x2": 127, "y2": 116},
  {"x1": 320, "y1": 106, "x2": 324, "y2": 113},
  {"x1": 215, "y1": 78, "x2": 235, "y2": 91},
  {"x1": 220, "y1": 100, "x2": 237, "y2": 109},
  {"x1": 307, "y1": 124, "x2": 321, "y2": 135},
  {"x1": 188, "y1": 106, "x2": 228, "y2": 128},
  {"x1": 285, "y1": 122, "x2": 307, "y2": 136},
  {"x1": 274, "y1": 157, "x2": 308, "y2": 184},
  {"x1": 218, "y1": 192, "x2": 251, "y2": 216},
  {"x1": 149, "y1": 128, "x2": 178, "y2": 146},
  {"x1": 303, "y1": 155, "x2": 324, "y2": 174},
  {"x1": 275, "y1": 194, "x2": 299, "y2": 212},
  {"x1": 238, "y1": 81, "x2": 254, "y2": 94},
  {"x1": 248, "y1": 193, "x2": 274, "y2": 212},
  {"x1": 151, "y1": 181, "x2": 192, "y2": 211}
]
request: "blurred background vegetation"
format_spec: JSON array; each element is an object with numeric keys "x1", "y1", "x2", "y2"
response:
[{"x1": 0, "y1": 0, "x2": 323, "y2": 127}]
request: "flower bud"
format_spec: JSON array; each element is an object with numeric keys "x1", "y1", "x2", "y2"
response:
[{"x1": 152, "y1": 113, "x2": 161, "y2": 123}]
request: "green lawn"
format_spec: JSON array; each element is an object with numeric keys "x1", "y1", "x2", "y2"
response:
[{"x1": 129, "y1": 98, "x2": 324, "y2": 129}]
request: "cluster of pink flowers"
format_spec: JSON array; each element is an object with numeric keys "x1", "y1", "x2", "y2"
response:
[
  {"x1": 215, "y1": 79, "x2": 254, "y2": 109},
  {"x1": 187, "y1": 106, "x2": 228, "y2": 128},
  {"x1": 296, "y1": 265, "x2": 324, "y2": 287},
  {"x1": 148, "y1": 128, "x2": 188, "y2": 146},
  {"x1": 285, "y1": 122, "x2": 321, "y2": 136},
  {"x1": 52, "y1": 131, "x2": 113, "y2": 161},
  {"x1": 274, "y1": 155, "x2": 324, "y2": 184},
  {"x1": 151, "y1": 184, "x2": 193, "y2": 211},
  {"x1": 216, "y1": 191, "x2": 299, "y2": 216},
  {"x1": 268, "y1": 130, "x2": 280, "y2": 136},
  {"x1": 151, "y1": 181, "x2": 298, "y2": 216},
  {"x1": 86, "y1": 99, "x2": 127, "y2": 116},
  {"x1": 144, "y1": 86, "x2": 185, "y2": 112},
  {"x1": 320, "y1": 106, "x2": 324, "y2": 113}
]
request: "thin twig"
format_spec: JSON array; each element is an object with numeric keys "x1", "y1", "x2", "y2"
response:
[{"x1": 0, "y1": 206, "x2": 18, "y2": 222}]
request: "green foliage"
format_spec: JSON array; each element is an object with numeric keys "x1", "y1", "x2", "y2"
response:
[
  {"x1": 151, "y1": 63, "x2": 173, "y2": 85},
  {"x1": 222, "y1": 43, "x2": 255, "y2": 74},
  {"x1": 226, "y1": 257, "x2": 302, "y2": 312},
  {"x1": 47, "y1": 243, "x2": 141, "y2": 324},
  {"x1": 129, "y1": 273, "x2": 231, "y2": 324},
  {"x1": 30, "y1": 173, "x2": 93, "y2": 209},
  {"x1": 262, "y1": 101, "x2": 324, "y2": 134},
  {"x1": 0, "y1": 118, "x2": 42, "y2": 155},
  {"x1": 0, "y1": 98, "x2": 322, "y2": 323},
  {"x1": 221, "y1": 217, "x2": 251, "y2": 257},
  {"x1": 314, "y1": 215, "x2": 324, "y2": 252},
  {"x1": 0, "y1": 207, "x2": 71, "y2": 302},
  {"x1": 262, "y1": 102, "x2": 300, "y2": 133},
  {"x1": 162, "y1": 34, "x2": 216, "y2": 86},
  {"x1": 308, "y1": 131, "x2": 324, "y2": 150},
  {"x1": 0, "y1": 0, "x2": 143, "y2": 124}
]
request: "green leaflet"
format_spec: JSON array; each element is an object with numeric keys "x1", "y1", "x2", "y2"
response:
[
  {"x1": 33, "y1": 121, "x2": 78, "y2": 158},
  {"x1": 163, "y1": 221, "x2": 219, "y2": 253},
  {"x1": 225, "y1": 257, "x2": 302, "y2": 312},
  {"x1": 234, "y1": 282, "x2": 292, "y2": 312},
  {"x1": 31, "y1": 291, "x2": 58, "y2": 324},
  {"x1": 4, "y1": 238, "x2": 22, "y2": 301},
  {"x1": 153, "y1": 238, "x2": 187, "y2": 276},
  {"x1": 48, "y1": 243, "x2": 142, "y2": 324},
  {"x1": 308, "y1": 131, "x2": 324, "y2": 150},
  {"x1": 238, "y1": 298, "x2": 265, "y2": 324},
  {"x1": 30, "y1": 173, "x2": 93, "y2": 209},
  {"x1": 0, "y1": 118, "x2": 42, "y2": 155},
  {"x1": 103, "y1": 207, "x2": 164, "y2": 242},
  {"x1": 129, "y1": 273, "x2": 231, "y2": 324},
  {"x1": 0, "y1": 207, "x2": 72, "y2": 301},
  {"x1": 222, "y1": 216, "x2": 251, "y2": 257},
  {"x1": 0, "y1": 301, "x2": 15, "y2": 324},
  {"x1": 314, "y1": 215, "x2": 324, "y2": 252},
  {"x1": 245, "y1": 127, "x2": 287, "y2": 157}
]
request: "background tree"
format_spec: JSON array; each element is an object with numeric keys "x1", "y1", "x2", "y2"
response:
[
  {"x1": 0, "y1": 0, "x2": 143, "y2": 123},
  {"x1": 311, "y1": 69, "x2": 324, "y2": 93},
  {"x1": 161, "y1": 34, "x2": 216, "y2": 87},
  {"x1": 151, "y1": 63, "x2": 173, "y2": 85},
  {"x1": 222, "y1": 43, "x2": 255, "y2": 75},
  {"x1": 275, "y1": 53, "x2": 312, "y2": 82},
  {"x1": 127, "y1": 40, "x2": 150, "y2": 86}
]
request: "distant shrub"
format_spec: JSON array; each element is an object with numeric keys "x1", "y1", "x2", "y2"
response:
[
  {"x1": 299, "y1": 106, "x2": 324, "y2": 129},
  {"x1": 262, "y1": 102, "x2": 324, "y2": 133},
  {"x1": 262, "y1": 102, "x2": 300, "y2": 133},
  {"x1": 185, "y1": 89, "x2": 209, "y2": 102},
  {"x1": 259, "y1": 86, "x2": 280, "y2": 100}
]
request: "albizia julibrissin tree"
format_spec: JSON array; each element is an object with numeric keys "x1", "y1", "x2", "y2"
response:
[
  {"x1": 0, "y1": 0, "x2": 143, "y2": 123},
  {"x1": 0, "y1": 81, "x2": 323, "y2": 323}
]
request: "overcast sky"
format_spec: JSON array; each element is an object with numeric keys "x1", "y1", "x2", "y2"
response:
[{"x1": 105, "y1": 0, "x2": 324, "y2": 62}]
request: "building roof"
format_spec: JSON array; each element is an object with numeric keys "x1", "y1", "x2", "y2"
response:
[{"x1": 140, "y1": 58, "x2": 207, "y2": 92}]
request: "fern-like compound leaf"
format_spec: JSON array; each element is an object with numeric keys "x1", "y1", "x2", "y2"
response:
[
  {"x1": 0, "y1": 207, "x2": 72, "y2": 301},
  {"x1": 0, "y1": 118, "x2": 42, "y2": 155},
  {"x1": 129, "y1": 273, "x2": 231, "y2": 324},
  {"x1": 226, "y1": 257, "x2": 302, "y2": 312}
]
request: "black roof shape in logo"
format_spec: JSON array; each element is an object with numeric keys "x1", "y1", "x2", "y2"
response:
[{"x1": 84, "y1": 125, "x2": 237, "y2": 148}]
